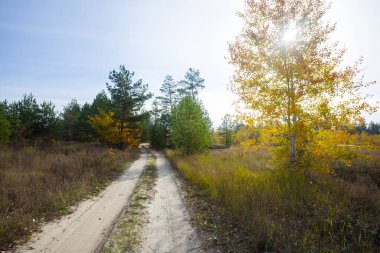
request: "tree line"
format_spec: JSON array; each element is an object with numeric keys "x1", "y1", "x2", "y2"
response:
[
  {"x1": 355, "y1": 122, "x2": 380, "y2": 135},
  {"x1": 0, "y1": 66, "x2": 215, "y2": 154},
  {"x1": 0, "y1": 65, "x2": 152, "y2": 147},
  {"x1": 0, "y1": 59, "x2": 378, "y2": 155}
]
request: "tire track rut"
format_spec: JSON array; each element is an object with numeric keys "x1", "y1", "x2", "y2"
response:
[{"x1": 139, "y1": 151, "x2": 202, "y2": 253}]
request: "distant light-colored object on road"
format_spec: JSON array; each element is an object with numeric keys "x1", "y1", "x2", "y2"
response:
[{"x1": 16, "y1": 149, "x2": 149, "y2": 253}]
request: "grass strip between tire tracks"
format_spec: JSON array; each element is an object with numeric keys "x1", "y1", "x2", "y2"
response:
[{"x1": 102, "y1": 154, "x2": 157, "y2": 253}]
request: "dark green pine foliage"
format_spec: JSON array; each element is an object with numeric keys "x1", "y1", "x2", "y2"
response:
[
  {"x1": 10, "y1": 94, "x2": 39, "y2": 139},
  {"x1": 4, "y1": 94, "x2": 59, "y2": 140},
  {"x1": 171, "y1": 96, "x2": 212, "y2": 155},
  {"x1": 36, "y1": 101, "x2": 59, "y2": 138},
  {"x1": 0, "y1": 103, "x2": 10, "y2": 145},
  {"x1": 150, "y1": 119, "x2": 166, "y2": 149},
  {"x1": 218, "y1": 114, "x2": 234, "y2": 148},
  {"x1": 156, "y1": 75, "x2": 177, "y2": 113},
  {"x1": 139, "y1": 111, "x2": 152, "y2": 143},
  {"x1": 61, "y1": 99, "x2": 81, "y2": 140},
  {"x1": 156, "y1": 75, "x2": 178, "y2": 147},
  {"x1": 178, "y1": 68, "x2": 205, "y2": 99},
  {"x1": 106, "y1": 65, "x2": 152, "y2": 148},
  {"x1": 90, "y1": 90, "x2": 112, "y2": 115},
  {"x1": 367, "y1": 122, "x2": 380, "y2": 135},
  {"x1": 78, "y1": 103, "x2": 94, "y2": 141},
  {"x1": 151, "y1": 99, "x2": 163, "y2": 122},
  {"x1": 78, "y1": 91, "x2": 112, "y2": 141},
  {"x1": 149, "y1": 99, "x2": 166, "y2": 149}
]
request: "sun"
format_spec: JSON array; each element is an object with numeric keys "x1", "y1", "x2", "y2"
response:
[{"x1": 282, "y1": 23, "x2": 299, "y2": 43}]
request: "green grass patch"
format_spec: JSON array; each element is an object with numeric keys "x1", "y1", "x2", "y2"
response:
[{"x1": 102, "y1": 156, "x2": 157, "y2": 253}]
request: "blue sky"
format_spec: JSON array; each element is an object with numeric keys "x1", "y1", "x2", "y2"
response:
[{"x1": 0, "y1": 0, "x2": 379, "y2": 126}]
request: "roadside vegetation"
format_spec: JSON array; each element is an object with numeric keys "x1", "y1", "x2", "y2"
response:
[
  {"x1": 156, "y1": 0, "x2": 380, "y2": 251},
  {"x1": 166, "y1": 146, "x2": 380, "y2": 252},
  {"x1": 1, "y1": 0, "x2": 380, "y2": 251},
  {"x1": 0, "y1": 142, "x2": 139, "y2": 250},
  {"x1": 0, "y1": 66, "x2": 152, "y2": 250},
  {"x1": 102, "y1": 156, "x2": 157, "y2": 253}
]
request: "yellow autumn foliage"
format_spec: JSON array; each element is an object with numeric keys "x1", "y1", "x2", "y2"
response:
[
  {"x1": 88, "y1": 110, "x2": 140, "y2": 148},
  {"x1": 229, "y1": 0, "x2": 378, "y2": 172}
]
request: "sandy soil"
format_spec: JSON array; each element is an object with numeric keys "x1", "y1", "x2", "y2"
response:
[
  {"x1": 139, "y1": 151, "x2": 203, "y2": 253},
  {"x1": 15, "y1": 148, "x2": 149, "y2": 253}
]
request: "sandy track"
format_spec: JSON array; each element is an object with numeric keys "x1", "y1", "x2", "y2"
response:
[
  {"x1": 139, "y1": 151, "x2": 202, "y2": 253},
  {"x1": 15, "y1": 149, "x2": 149, "y2": 253}
]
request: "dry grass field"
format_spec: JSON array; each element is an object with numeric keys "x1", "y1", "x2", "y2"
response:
[
  {"x1": 166, "y1": 146, "x2": 380, "y2": 252},
  {"x1": 0, "y1": 142, "x2": 139, "y2": 250}
]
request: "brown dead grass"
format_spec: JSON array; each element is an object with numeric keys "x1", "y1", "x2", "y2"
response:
[{"x1": 0, "y1": 142, "x2": 139, "y2": 250}]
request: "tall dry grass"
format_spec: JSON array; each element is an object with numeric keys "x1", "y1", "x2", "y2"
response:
[
  {"x1": 166, "y1": 148, "x2": 380, "y2": 252},
  {"x1": 0, "y1": 142, "x2": 139, "y2": 250}
]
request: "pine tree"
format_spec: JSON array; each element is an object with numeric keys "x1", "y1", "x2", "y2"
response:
[
  {"x1": 106, "y1": 65, "x2": 152, "y2": 148},
  {"x1": 172, "y1": 96, "x2": 212, "y2": 155},
  {"x1": 218, "y1": 114, "x2": 234, "y2": 148},
  {"x1": 178, "y1": 68, "x2": 205, "y2": 99},
  {"x1": 62, "y1": 99, "x2": 81, "y2": 140},
  {"x1": 157, "y1": 75, "x2": 177, "y2": 113}
]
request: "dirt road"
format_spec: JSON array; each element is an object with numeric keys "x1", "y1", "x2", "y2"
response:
[
  {"x1": 139, "y1": 151, "x2": 202, "y2": 253},
  {"x1": 16, "y1": 149, "x2": 149, "y2": 253},
  {"x1": 15, "y1": 148, "x2": 203, "y2": 253}
]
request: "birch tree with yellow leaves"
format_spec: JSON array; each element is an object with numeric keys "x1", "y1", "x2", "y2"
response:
[{"x1": 229, "y1": 0, "x2": 377, "y2": 171}]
